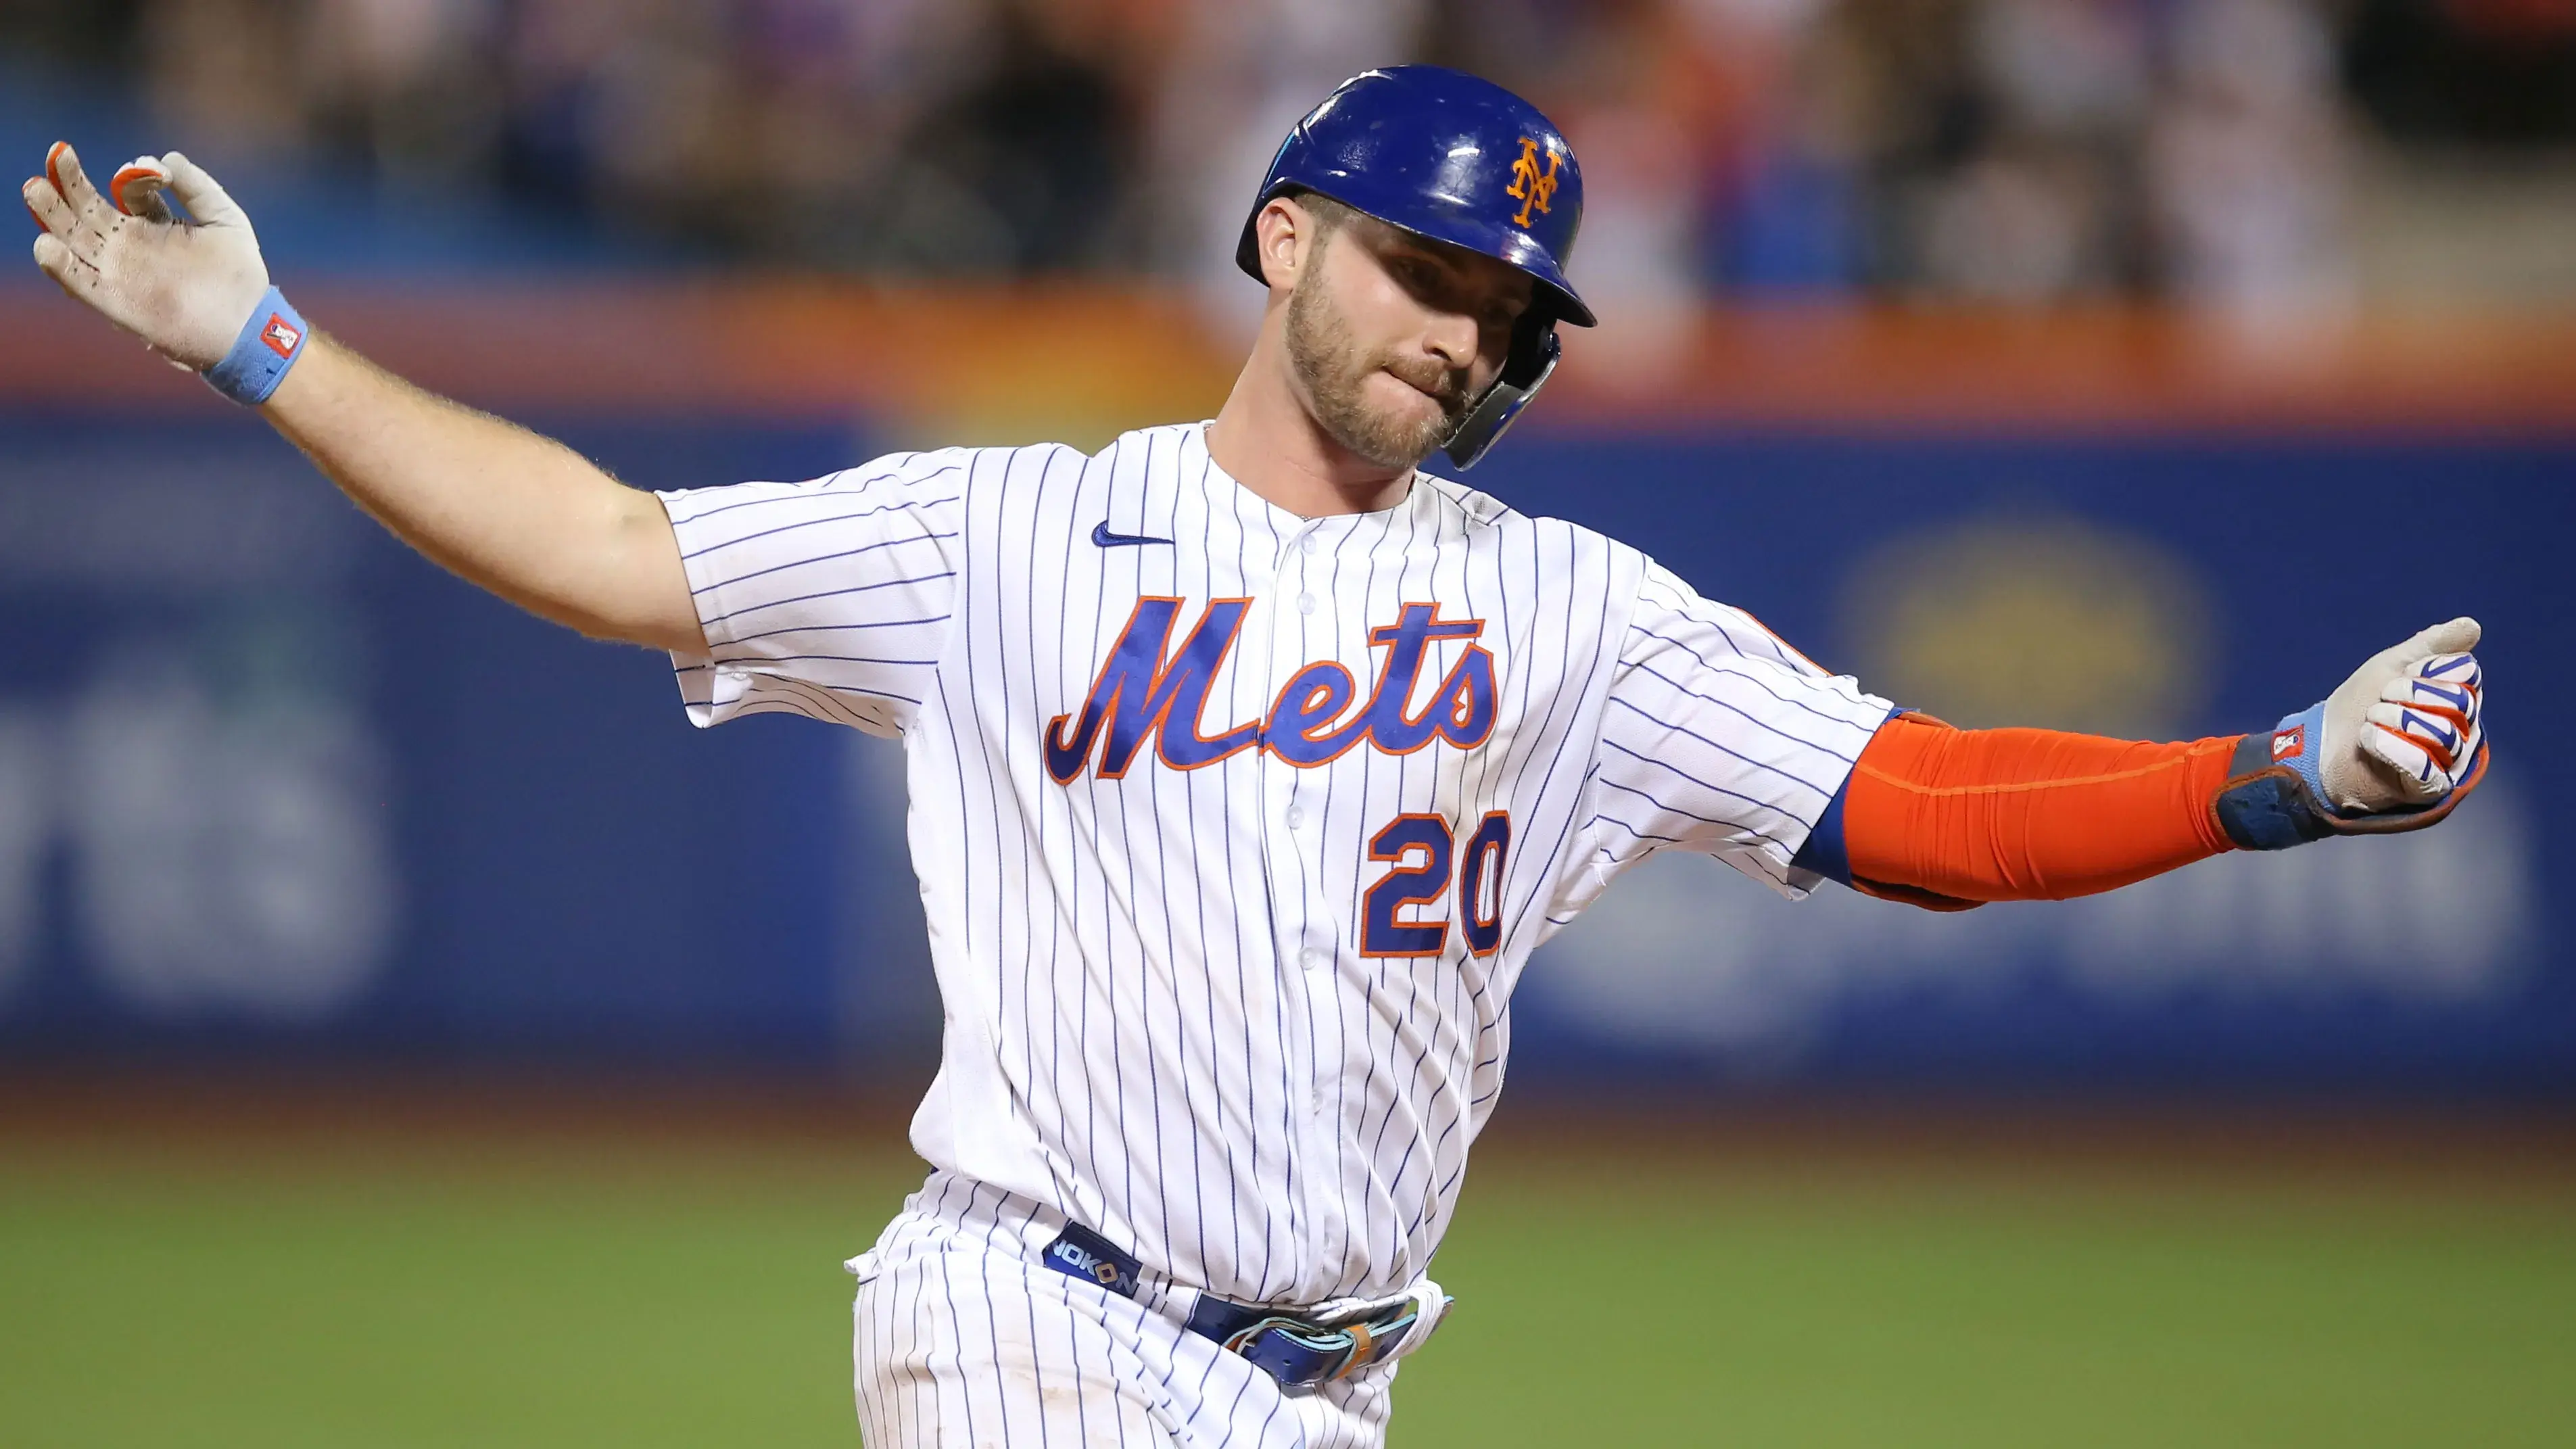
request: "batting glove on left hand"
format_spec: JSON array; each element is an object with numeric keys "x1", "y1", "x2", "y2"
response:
[
  {"x1": 24, "y1": 142, "x2": 270, "y2": 372},
  {"x1": 2214, "y1": 617, "x2": 2489, "y2": 850},
  {"x1": 2324, "y1": 616, "x2": 2486, "y2": 811}
]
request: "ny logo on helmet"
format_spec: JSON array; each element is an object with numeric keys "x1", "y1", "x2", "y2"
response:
[{"x1": 1504, "y1": 137, "x2": 1560, "y2": 227}]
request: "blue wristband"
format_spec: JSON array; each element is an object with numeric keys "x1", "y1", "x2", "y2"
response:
[
  {"x1": 204, "y1": 287, "x2": 309, "y2": 406},
  {"x1": 2210, "y1": 700, "x2": 2337, "y2": 850},
  {"x1": 2266, "y1": 699, "x2": 2334, "y2": 809}
]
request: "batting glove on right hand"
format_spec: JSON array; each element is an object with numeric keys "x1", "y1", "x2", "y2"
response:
[{"x1": 24, "y1": 142, "x2": 270, "y2": 373}]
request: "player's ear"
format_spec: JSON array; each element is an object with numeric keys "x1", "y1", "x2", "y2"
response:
[{"x1": 1253, "y1": 198, "x2": 1312, "y2": 291}]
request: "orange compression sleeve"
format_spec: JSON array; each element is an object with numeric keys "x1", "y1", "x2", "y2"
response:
[{"x1": 1840, "y1": 714, "x2": 2245, "y2": 905}]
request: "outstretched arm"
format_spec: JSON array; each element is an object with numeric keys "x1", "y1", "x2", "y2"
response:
[
  {"x1": 1794, "y1": 619, "x2": 2490, "y2": 908},
  {"x1": 259, "y1": 337, "x2": 701, "y2": 651},
  {"x1": 22, "y1": 143, "x2": 701, "y2": 653}
]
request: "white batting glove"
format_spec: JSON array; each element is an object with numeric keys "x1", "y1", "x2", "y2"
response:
[
  {"x1": 2319, "y1": 617, "x2": 2485, "y2": 812},
  {"x1": 23, "y1": 142, "x2": 271, "y2": 372},
  {"x1": 2214, "y1": 617, "x2": 2489, "y2": 850}
]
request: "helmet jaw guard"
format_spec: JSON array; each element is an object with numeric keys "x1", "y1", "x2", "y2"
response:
[
  {"x1": 1239, "y1": 66, "x2": 1592, "y2": 471},
  {"x1": 1441, "y1": 314, "x2": 1558, "y2": 471}
]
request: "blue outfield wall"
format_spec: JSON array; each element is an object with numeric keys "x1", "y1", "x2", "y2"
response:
[
  {"x1": 0, "y1": 415, "x2": 859, "y2": 1066},
  {"x1": 0, "y1": 410, "x2": 2567, "y2": 1094}
]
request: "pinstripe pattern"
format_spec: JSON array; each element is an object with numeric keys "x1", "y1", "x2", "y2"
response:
[
  {"x1": 852, "y1": 1170, "x2": 1393, "y2": 1448},
  {"x1": 659, "y1": 425, "x2": 1890, "y2": 1445}
]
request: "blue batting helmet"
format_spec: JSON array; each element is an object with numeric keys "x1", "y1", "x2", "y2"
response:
[{"x1": 1235, "y1": 66, "x2": 1594, "y2": 469}]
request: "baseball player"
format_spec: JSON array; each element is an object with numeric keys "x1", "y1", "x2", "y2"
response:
[{"x1": 27, "y1": 65, "x2": 2487, "y2": 1449}]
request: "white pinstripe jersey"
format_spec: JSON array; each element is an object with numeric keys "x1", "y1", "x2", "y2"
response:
[{"x1": 660, "y1": 421, "x2": 1890, "y2": 1306}]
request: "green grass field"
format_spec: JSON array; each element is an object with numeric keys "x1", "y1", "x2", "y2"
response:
[{"x1": 5, "y1": 1108, "x2": 2572, "y2": 1448}]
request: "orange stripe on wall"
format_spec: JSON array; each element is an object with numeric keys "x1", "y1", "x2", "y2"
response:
[{"x1": 4, "y1": 284, "x2": 2573, "y2": 436}]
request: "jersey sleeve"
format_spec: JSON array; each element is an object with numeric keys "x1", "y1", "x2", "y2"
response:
[
  {"x1": 1547, "y1": 560, "x2": 1894, "y2": 928},
  {"x1": 655, "y1": 449, "x2": 968, "y2": 738}
]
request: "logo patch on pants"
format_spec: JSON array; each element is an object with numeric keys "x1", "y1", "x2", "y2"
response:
[{"x1": 1041, "y1": 1224, "x2": 1141, "y2": 1299}]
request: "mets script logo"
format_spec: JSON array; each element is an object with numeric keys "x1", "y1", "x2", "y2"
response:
[
  {"x1": 1045, "y1": 598, "x2": 1498, "y2": 782},
  {"x1": 1505, "y1": 137, "x2": 1560, "y2": 227}
]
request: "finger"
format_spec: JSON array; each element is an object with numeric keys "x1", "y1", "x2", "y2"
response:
[
  {"x1": 21, "y1": 175, "x2": 81, "y2": 243},
  {"x1": 2391, "y1": 616, "x2": 2479, "y2": 661},
  {"x1": 112, "y1": 156, "x2": 174, "y2": 222},
  {"x1": 2359, "y1": 723, "x2": 2447, "y2": 801},
  {"x1": 24, "y1": 174, "x2": 108, "y2": 264},
  {"x1": 2418, "y1": 649, "x2": 2481, "y2": 682},
  {"x1": 160, "y1": 152, "x2": 245, "y2": 229},
  {"x1": 2358, "y1": 621, "x2": 2477, "y2": 686},
  {"x1": 2384, "y1": 665, "x2": 2479, "y2": 731},
  {"x1": 2370, "y1": 696, "x2": 2452, "y2": 773},
  {"x1": 45, "y1": 141, "x2": 106, "y2": 217},
  {"x1": 31, "y1": 231, "x2": 101, "y2": 300},
  {"x1": 2380, "y1": 669, "x2": 2475, "y2": 715},
  {"x1": 2366, "y1": 700, "x2": 2463, "y2": 773},
  {"x1": 2411, "y1": 651, "x2": 2482, "y2": 708},
  {"x1": 2385, "y1": 682, "x2": 2476, "y2": 731},
  {"x1": 2377, "y1": 696, "x2": 2481, "y2": 789}
]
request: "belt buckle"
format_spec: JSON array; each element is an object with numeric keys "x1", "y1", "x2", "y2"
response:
[
  {"x1": 1223, "y1": 1298, "x2": 1423, "y2": 1388},
  {"x1": 1229, "y1": 1316, "x2": 1360, "y2": 1388}
]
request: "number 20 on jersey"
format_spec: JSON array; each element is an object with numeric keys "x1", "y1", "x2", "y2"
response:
[{"x1": 1364, "y1": 811, "x2": 1510, "y2": 959}]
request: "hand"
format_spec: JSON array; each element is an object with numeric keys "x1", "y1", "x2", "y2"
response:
[
  {"x1": 23, "y1": 142, "x2": 270, "y2": 371},
  {"x1": 2318, "y1": 617, "x2": 2485, "y2": 813},
  {"x1": 2213, "y1": 617, "x2": 2489, "y2": 850}
]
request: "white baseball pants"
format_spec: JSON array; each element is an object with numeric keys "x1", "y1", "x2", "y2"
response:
[{"x1": 850, "y1": 1172, "x2": 1400, "y2": 1448}]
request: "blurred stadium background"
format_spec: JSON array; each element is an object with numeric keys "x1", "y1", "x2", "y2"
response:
[{"x1": 3, "y1": 1, "x2": 2573, "y2": 1445}]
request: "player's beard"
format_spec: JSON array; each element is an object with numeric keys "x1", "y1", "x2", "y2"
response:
[{"x1": 1284, "y1": 264, "x2": 1473, "y2": 471}]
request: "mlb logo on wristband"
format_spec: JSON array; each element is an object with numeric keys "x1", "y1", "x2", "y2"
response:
[
  {"x1": 2272, "y1": 725, "x2": 2306, "y2": 761},
  {"x1": 206, "y1": 286, "x2": 310, "y2": 405}
]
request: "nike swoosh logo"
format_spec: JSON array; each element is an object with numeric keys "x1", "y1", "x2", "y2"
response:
[{"x1": 1091, "y1": 521, "x2": 1173, "y2": 548}]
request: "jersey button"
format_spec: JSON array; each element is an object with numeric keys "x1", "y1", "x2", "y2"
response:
[
  {"x1": 1300, "y1": 947, "x2": 1325, "y2": 970},
  {"x1": 1284, "y1": 804, "x2": 1306, "y2": 830},
  {"x1": 1300, "y1": 536, "x2": 1319, "y2": 556},
  {"x1": 1296, "y1": 592, "x2": 1317, "y2": 615}
]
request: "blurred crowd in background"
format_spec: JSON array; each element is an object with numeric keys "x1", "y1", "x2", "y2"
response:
[{"x1": 6, "y1": 0, "x2": 2575, "y2": 328}]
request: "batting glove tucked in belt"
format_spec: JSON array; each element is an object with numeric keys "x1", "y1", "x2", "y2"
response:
[
  {"x1": 2216, "y1": 617, "x2": 2489, "y2": 850},
  {"x1": 24, "y1": 141, "x2": 303, "y2": 402}
]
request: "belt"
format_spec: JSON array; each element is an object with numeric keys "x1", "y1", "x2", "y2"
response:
[{"x1": 1039, "y1": 1222, "x2": 1446, "y2": 1390}]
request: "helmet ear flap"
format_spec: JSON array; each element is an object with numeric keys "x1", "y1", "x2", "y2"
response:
[{"x1": 1440, "y1": 314, "x2": 1560, "y2": 471}]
